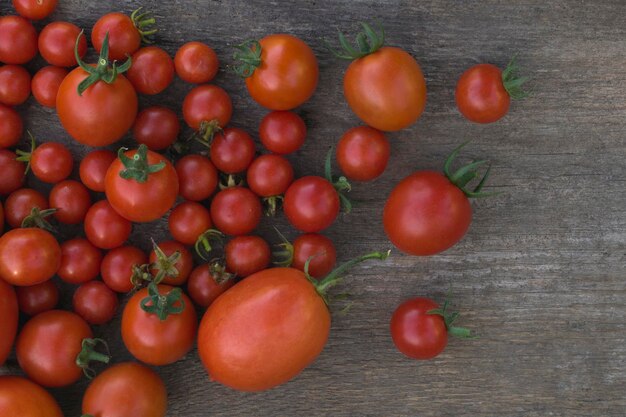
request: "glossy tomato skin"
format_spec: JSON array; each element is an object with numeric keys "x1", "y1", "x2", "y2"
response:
[
  {"x1": 336, "y1": 126, "x2": 390, "y2": 181},
  {"x1": 344, "y1": 47, "x2": 426, "y2": 131},
  {"x1": 4, "y1": 188, "x2": 48, "y2": 228},
  {"x1": 174, "y1": 41, "x2": 219, "y2": 84},
  {"x1": 84, "y1": 200, "x2": 132, "y2": 250},
  {"x1": 384, "y1": 171, "x2": 471, "y2": 256},
  {"x1": 0, "y1": 64, "x2": 31, "y2": 106},
  {"x1": 31, "y1": 142, "x2": 73, "y2": 184},
  {"x1": 258, "y1": 110, "x2": 306, "y2": 154},
  {"x1": 57, "y1": 238, "x2": 103, "y2": 284},
  {"x1": 0, "y1": 376, "x2": 63, "y2": 417},
  {"x1": 0, "y1": 104, "x2": 22, "y2": 148},
  {"x1": 149, "y1": 240, "x2": 193, "y2": 286},
  {"x1": 225, "y1": 235, "x2": 271, "y2": 277},
  {"x1": 0, "y1": 150, "x2": 25, "y2": 195},
  {"x1": 12, "y1": 0, "x2": 58, "y2": 20},
  {"x1": 73, "y1": 281, "x2": 119, "y2": 325},
  {"x1": 127, "y1": 46, "x2": 175, "y2": 95},
  {"x1": 82, "y1": 362, "x2": 167, "y2": 417},
  {"x1": 79, "y1": 149, "x2": 116, "y2": 192},
  {"x1": 49, "y1": 180, "x2": 91, "y2": 224},
  {"x1": 182, "y1": 84, "x2": 232, "y2": 130},
  {"x1": 284, "y1": 176, "x2": 340, "y2": 233},
  {"x1": 38, "y1": 21, "x2": 87, "y2": 67},
  {"x1": 92, "y1": 12, "x2": 140, "y2": 62},
  {"x1": 0, "y1": 279, "x2": 18, "y2": 365},
  {"x1": 0, "y1": 16, "x2": 38, "y2": 65},
  {"x1": 390, "y1": 298, "x2": 448, "y2": 359},
  {"x1": 121, "y1": 284, "x2": 197, "y2": 365},
  {"x1": 247, "y1": 154, "x2": 294, "y2": 197},
  {"x1": 101, "y1": 245, "x2": 147, "y2": 293},
  {"x1": 198, "y1": 267, "x2": 330, "y2": 391},
  {"x1": 292, "y1": 233, "x2": 337, "y2": 278},
  {"x1": 456, "y1": 64, "x2": 510, "y2": 123},
  {"x1": 168, "y1": 201, "x2": 212, "y2": 245},
  {"x1": 133, "y1": 106, "x2": 180, "y2": 151},
  {"x1": 187, "y1": 264, "x2": 234, "y2": 308},
  {"x1": 210, "y1": 127, "x2": 256, "y2": 174},
  {"x1": 175, "y1": 154, "x2": 218, "y2": 201},
  {"x1": 31, "y1": 66, "x2": 68, "y2": 108},
  {"x1": 0, "y1": 228, "x2": 61, "y2": 286},
  {"x1": 210, "y1": 187, "x2": 262, "y2": 236},
  {"x1": 16, "y1": 280, "x2": 59, "y2": 316}
]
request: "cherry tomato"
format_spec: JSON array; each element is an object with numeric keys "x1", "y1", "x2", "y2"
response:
[
  {"x1": 291, "y1": 233, "x2": 336, "y2": 278},
  {"x1": 149, "y1": 240, "x2": 193, "y2": 286},
  {"x1": 91, "y1": 12, "x2": 141, "y2": 62},
  {"x1": 0, "y1": 376, "x2": 63, "y2": 417},
  {"x1": 390, "y1": 297, "x2": 447, "y2": 359},
  {"x1": 336, "y1": 126, "x2": 389, "y2": 181},
  {"x1": 79, "y1": 149, "x2": 116, "y2": 192},
  {"x1": 0, "y1": 228, "x2": 60, "y2": 286},
  {"x1": 0, "y1": 16, "x2": 38, "y2": 65},
  {"x1": 175, "y1": 154, "x2": 218, "y2": 201},
  {"x1": 0, "y1": 64, "x2": 31, "y2": 106},
  {"x1": 31, "y1": 66, "x2": 68, "y2": 108},
  {"x1": 15, "y1": 280, "x2": 59, "y2": 316},
  {"x1": 82, "y1": 362, "x2": 167, "y2": 417},
  {"x1": 174, "y1": 41, "x2": 219, "y2": 84},
  {"x1": 49, "y1": 180, "x2": 91, "y2": 224},
  {"x1": 168, "y1": 201, "x2": 212, "y2": 246},
  {"x1": 0, "y1": 149, "x2": 25, "y2": 195},
  {"x1": 121, "y1": 284, "x2": 197, "y2": 365},
  {"x1": 246, "y1": 154, "x2": 294, "y2": 197},
  {"x1": 133, "y1": 106, "x2": 180, "y2": 150},
  {"x1": 0, "y1": 104, "x2": 22, "y2": 148},
  {"x1": 187, "y1": 264, "x2": 234, "y2": 308},
  {"x1": 38, "y1": 21, "x2": 87, "y2": 67},
  {"x1": 455, "y1": 63, "x2": 510, "y2": 123},
  {"x1": 30, "y1": 141, "x2": 73, "y2": 184},
  {"x1": 4, "y1": 188, "x2": 48, "y2": 229},
  {"x1": 57, "y1": 238, "x2": 103, "y2": 284},
  {"x1": 210, "y1": 187, "x2": 262, "y2": 236},
  {"x1": 258, "y1": 110, "x2": 306, "y2": 154},
  {"x1": 284, "y1": 176, "x2": 340, "y2": 233},
  {"x1": 101, "y1": 245, "x2": 147, "y2": 293},
  {"x1": 182, "y1": 84, "x2": 232, "y2": 130},
  {"x1": 210, "y1": 127, "x2": 256, "y2": 174},
  {"x1": 73, "y1": 281, "x2": 119, "y2": 325},
  {"x1": 12, "y1": 0, "x2": 58, "y2": 20},
  {"x1": 0, "y1": 278, "x2": 18, "y2": 365},
  {"x1": 84, "y1": 200, "x2": 132, "y2": 250},
  {"x1": 127, "y1": 46, "x2": 174, "y2": 95},
  {"x1": 225, "y1": 235, "x2": 270, "y2": 277}
]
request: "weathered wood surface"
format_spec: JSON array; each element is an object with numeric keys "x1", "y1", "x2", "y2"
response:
[{"x1": 1, "y1": 0, "x2": 625, "y2": 416}]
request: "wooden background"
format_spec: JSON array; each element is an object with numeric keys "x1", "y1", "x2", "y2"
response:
[{"x1": 1, "y1": 0, "x2": 625, "y2": 416}]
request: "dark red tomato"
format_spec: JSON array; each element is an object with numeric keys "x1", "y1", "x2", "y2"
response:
[
  {"x1": 149, "y1": 240, "x2": 193, "y2": 286},
  {"x1": 187, "y1": 264, "x2": 234, "y2": 308},
  {"x1": 291, "y1": 233, "x2": 336, "y2": 278},
  {"x1": 259, "y1": 111, "x2": 306, "y2": 154},
  {"x1": 174, "y1": 41, "x2": 219, "y2": 84},
  {"x1": 12, "y1": 0, "x2": 58, "y2": 20},
  {"x1": 84, "y1": 200, "x2": 132, "y2": 250},
  {"x1": 57, "y1": 238, "x2": 103, "y2": 284},
  {"x1": 133, "y1": 106, "x2": 180, "y2": 151},
  {"x1": 383, "y1": 171, "x2": 471, "y2": 256},
  {"x1": 390, "y1": 297, "x2": 447, "y2": 359},
  {"x1": 182, "y1": 84, "x2": 232, "y2": 130},
  {"x1": 16, "y1": 309, "x2": 93, "y2": 387},
  {"x1": 101, "y1": 245, "x2": 147, "y2": 293},
  {"x1": 0, "y1": 150, "x2": 25, "y2": 195},
  {"x1": 49, "y1": 180, "x2": 91, "y2": 224},
  {"x1": 121, "y1": 284, "x2": 197, "y2": 365},
  {"x1": 0, "y1": 202, "x2": 3, "y2": 233},
  {"x1": 73, "y1": 281, "x2": 119, "y2": 325},
  {"x1": 225, "y1": 235, "x2": 270, "y2": 277},
  {"x1": 38, "y1": 21, "x2": 87, "y2": 67},
  {"x1": 456, "y1": 64, "x2": 510, "y2": 123},
  {"x1": 127, "y1": 46, "x2": 174, "y2": 95},
  {"x1": 210, "y1": 127, "x2": 256, "y2": 174},
  {"x1": 0, "y1": 228, "x2": 60, "y2": 286},
  {"x1": 0, "y1": 104, "x2": 22, "y2": 148},
  {"x1": 284, "y1": 176, "x2": 340, "y2": 233},
  {"x1": 0, "y1": 64, "x2": 31, "y2": 106},
  {"x1": 336, "y1": 126, "x2": 390, "y2": 181},
  {"x1": 175, "y1": 154, "x2": 218, "y2": 201},
  {"x1": 0, "y1": 278, "x2": 18, "y2": 365},
  {"x1": 31, "y1": 66, "x2": 68, "y2": 108},
  {"x1": 15, "y1": 280, "x2": 59, "y2": 316},
  {"x1": 4, "y1": 188, "x2": 48, "y2": 228},
  {"x1": 247, "y1": 154, "x2": 294, "y2": 197},
  {"x1": 210, "y1": 187, "x2": 261, "y2": 236},
  {"x1": 0, "y1": 376, "x2": 63, "y2": 417},
  {"x1": 168, "y1": 201, "x2": 212, "y2": 246},
  {"x1": 91, "y1": 12, "x2": 141, "y2": 62},
  {"x1": 30, "y1": 142, "x2": 73, "y2": 184},
  {"x1": 0, "y1": 16, "x2": 38, "y2": 65},
  {"x1": 82, "y1": 362, "x2": 167, "y2": 417},
  {"x1": 79, "y1": 149, "x2": 116, "y2": 192}
]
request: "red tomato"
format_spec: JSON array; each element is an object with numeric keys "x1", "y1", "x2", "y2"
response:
[
  {"x1": 258, "y1": 110, "x2": 306, "y2": 154},
  {"x1": 174, "y1": 41, "x2": 219, "y2": 84},
  {"x1": 4, "y1": 188, "x2": 48, "y2": 229},
  {"x1": 0, "y1": 104, "x2": 22, "y2": 148},
  {"x1": 0, "y1": 279, "x2": 18, "y2": 365},
  {"x1": 0, "y1": 150, "x2": 25, "y2": 195},
  {"x1": 49, "y1": 180, "x2": 91, "y2": 224},
  {"x1": 210, "y1": 187, "x2": 261, "y2": 236},
  {"x1": 30, "y1": 141, "x2": 73, "y2": 184},
  {"x1": 73, "y1": 281, "x2": 119, "y2": 325},
  {"x1": 79, "y1": 149, "x2": 116, "y2": 192},
  {"x1": 336, "y1": 126, "x2": 390, "y2": 181},
  {"x1": 0, "y1": 376, "x2": 63, "y2": 417},
  {"x1": 0, "y1": 16, "x2": 38, "y2": 65},
  {"x1": 0, "y1": 64, "x2": 31, "y2": 106},
  {"x1": 210, "y1": 127, "x2": 256, "y2": 174},
  {"x1": 91, "y1": 12, "x2": 141, "y2": 62},
  {"x1": 133, "y1": 106, "x2": 180, "y2": 151},
  {"x1": 175, "y1": 154, "x2": 218, "y2": 201},
  {"x1": 127, "y1": 46, "x2": 174, "y2": 95},
  {"x1": 121, "y1": 284, "x2": 197, "y2": 365},
  {"x1": 0, "y1": 228, "x2": 60, "y2": 286},
  {"x1": 149, "y1": 240, "x2": 193, "y2": 286},
  {"x1": 182, "y1": 84, "x2": 232, "y2": 130},
  {"x1": 38, "y1": 21, "x2": 87, "y2": 67},
  {"x1": 101, "y1": 245, "x2": 147, "y2": 293},
  {"x1": 82, "y1": 362, "x2": 167, "y2": 417},
  {"x1": 57, "y1": 238, "x2": 103, "y2": 284},
  {"x1": 15, "y1": 280, "x2": 59, "y2": 316},
  {"x1": 455, "y1": 63, "x2": 513, "y2": 123},
  {"x1": 390, "y1": 297, "x2": 448, "y2": 359},
  {"x1": 187, "y1": 264, "x2": 234, "y2": 308},
  {"x1": 84, "y1": 200, "x2": 132, "y2": 250},
  {"x1": 225, "y1": 235, "x2": 270, "y2": 277},
  {"x1": 168, "y1": 201, "x2": 212, "y2": 245},
  {"x1": 284, "y1": 176, "x2": 340, "y2": 233},
  {"x1": 12, "y1": 0, "x2": 58, "y2": 20},
  {"x1": 291, "y1": 233, "x2": 336, "y2": 278},
  {"x1": 31, "y1": 66, "x2": 68, "y2": 108},
  {"x1": 0, "y1": 202, "x2": 3, "y2": 233},
  {"x1": 247, "y1": 154, "x2": 294, "y2": 197}
]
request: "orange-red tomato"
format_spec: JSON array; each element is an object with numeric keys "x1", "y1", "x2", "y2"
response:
[
  {"x1": 0, "y1": 279, "x2": 18, "y2": 365},
  {"x1": 0, "y1": 228, "x2": 61, "y2": 286},
  {"x1": 0, "y1": 376, "x2": 63, "y2": 417},
  {"x1": 455, "y1": 63, "x2": 510, "y2": 123}
]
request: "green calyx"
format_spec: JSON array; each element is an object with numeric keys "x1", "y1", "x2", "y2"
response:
[
  {"x1": 427, "y1": 298, "x2": 475, "y2": 339},
  {"x1": 326, "y1": 22, "x2": 385, "y2": 61},
  {"x1": 443, "y1": 141, "x2": 500, "y2": 198},
  {"x1": 117, "y1": 144, "x2": 165, "y2": 183},
  {"x1": 208, "y1": 261, "x2": 236, "y2": 284},
  {"x1": 150, "y1": 240, "x2": 181, "y2": 284},
  {"x1": 140, "y1": 282, "x2": 185, "y2": 321},
  {"x1": 131, "y1": 7, "x2": 158, "y2": 44},
  {"x1": 15, "y1": 130, "x2": 36, "y2": 174},
  {"x1": 195, "y1": 228, "x2": 224, "y2": 261},
  {"x1": 194, "y1": 120, "x2": 223, "y2": 148},
  {"x1": 21, "y1": 207, "x2": 57, "y2": 232},
  {"x1": 232, "y1": 40, "x2": 262, "y2": 78},
  {"x1": 272, "y1": 227, "x2": 294, "y2": 267},
  {"x1": 75, "y1": 30, "x2": 132, "y2": 96},
  {"x1": 75, "y1": 338, "x2": 111, "y2": 380},
  {"x1": 502, "y1": 55, "x2": 530, "y2": 100},
  {"x1": 325, "y1": 147, "x2": 352, "y2": 213}
]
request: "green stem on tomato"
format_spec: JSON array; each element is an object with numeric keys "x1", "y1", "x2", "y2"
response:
[
  {"x1": 232, "y1": 40, "x2": 262, "y2": 78},
  {"x1": 427, "y1": 298, "x2": 476, "y2": 339},
  {"x1": 117, "y1": 144, "x2": 165, "y2": 183},
  {"x1": 21, "y1": 207, "x2": 57, "y2": 232},
  {"x1": 75, "y1": 338, "x2": 111, "y2": 380},
  {"x1": 140, "y1": 282, "x2": 185, "y2": 321},
  {"x1": 443, "y1": 141, "x2": 501, "y2": 198},
  {"x1": 325, "y1": 22, "x2": 385, "y2": 61},
  {"x1": 131, "y1": 7, "x2": 158, "y2": 44},
  {"x1": 324, "y1": 147, "x2": 352, "y2": 213}
]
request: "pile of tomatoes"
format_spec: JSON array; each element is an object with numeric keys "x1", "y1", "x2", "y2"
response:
[{"x1": 0, "y1": 1, "x2": 528, "y2": 415}]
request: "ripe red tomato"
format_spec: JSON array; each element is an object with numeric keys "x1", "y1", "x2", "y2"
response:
[
  {"x1": 0, "y1": 228, "x2": 61, "y2": 286},
  {"x1": 133, "y1": 106, "x2": 180, "y2": 151},
  {"x1": 247, "y1": 154, "x2": 294, "y2": 197},
  {"x1": 187, "y1": 264, "x2": 234, "y2": 308},
  {"x1": 121, "y1": 284, "x2": 197, "y2": 365},
  {"x1": 0, "y1": 278, "x2": 18, "y2": 365},
  {"x1": 4, "y1": 188, "x2": 48, "y2": 229},
  {"x1": 0, "y1": 64, "x2": 31, "y2": 106},
  {"x1": 82, "y1": 362, "x2": 167, "y2": 417},
  {"x1": 84, "y1": 200, "x2": 132, "y2": 250},
  {"x1": 79, "y1": 149, "x2": 116, "y2": 192},
  {"x1": 0, "y1": 16, "x2": 38, "y2": 65},
  {"x1": 57, "y1": 238, "x2": 103, "y2": 284},
  {"x1": 258, "y1": 110, "x2": 306, "y2": 154},
  {"x1": 175, "y1": 154, "x2": 218, "y2": 201},
  {"x1": 210, "y1": 187, "x2": 262, "y2": 236},
  {"x1": 29, "y1": 141, "x2": 73, "y2": 184},
  {"x1": 0, "y1": 376, "x2": 63, "y2": 417},
  {"x1": 182, "y1": 84, "x2": 232, "y2": 130},
  {"x1": 101, "y1": 245, "x2": 147, "y2": 293},
  {"x1": 235, "y1": 34, "x2": 318, "y2": 110},
  {"x1": 127, "y1": 46, "x2": 174, "y2": 95},
  {"x1": 49, "y1": 180, "x2": 91, "y2": 224},
  {"x1": 225, "y1": 235, "x2": 270, "y2": 277},
  {"x1": 168, "y1": 201, "x2": 212, "y2": 245},
  {"x1": 149, "y1": 240, "x2": 193, "y2": 286},
  {"x1": 16, "y1": 280, "x2": 59, "y2": 316},
  {"x1": 73, "y1": 281, "x2": 119, "y2": 325},
  {"x1": 284, "y1": 176, "x2": 340, "y2": 233},
  {"x1": 91, "y1": 12, "x2": 141, "y2": 62},
  {"x1": 31, "y1": 66, "x2": 68, "y2": 108},
  {"x1": 0, "y1": 104, "x2": 22, "y2": 148},
  {"x1": 174, "y1": 41, "x2": 219, "y2": 84},
  {"x1": 291, "y1": 233, "x2": 336, "y2": 278},
  {"x1": 38, "y1": 21, "x2": 87, "y2": 67},
  {"x1": 210, "y1": 127, "x2": 256, "y2": 174},
  {"x1": 0, "y1": 150, "x2": 25, "y2": 195},
  {"x1": 12, "y1": 0, "x2": 58, "y2": 20},
  {"x1": 336, "y1": 126, "x2": 390, "y2": 181}
]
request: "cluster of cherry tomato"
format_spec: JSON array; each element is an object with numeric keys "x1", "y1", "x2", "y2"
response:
[{"x1": 0, "y1": 1, "x2": 528, "y2": 415}]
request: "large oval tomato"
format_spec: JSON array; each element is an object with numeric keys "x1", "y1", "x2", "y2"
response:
[
  {"x1": 283, "y1": 176, "x2": 340, "y2": 233},
  {"x1": 0, "y1": 376, "x2": 63, "y2": 417},
  {"x1": 0, "y1": 15, "x2": 38, "y2": 65},
  {"x1": 0, "y1": 279, "x2": 18, "y2": 365},
  {"x1": 0, "y1": 228, "x2": 61, "y2": 286}
]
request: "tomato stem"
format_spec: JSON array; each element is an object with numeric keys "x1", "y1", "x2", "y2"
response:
[
  {"x1": 75, "y1": 338, "x2": 111, "y2": 380},
  {"x1": 232, "y1": 40, "x2": 262, "y2": 78},
  {"x1": 195, "y1": 228, "x2": 224, "y2": 261},
  {"x1": 427, "y1": 298, "x2": 475, "y2": 339},
  {"x1": 208, "y1": 261, "x2": 236, "y2": 284},
  {"x1": 502, "y1": 55, "x2": 530, "y2": 100},
  {"x1": 21, "y1": 207, "x2": 57, "y2": 232},
  {"x1": 272, "y1": 227, "x2": 294, "y2": 267},
  {"x1": 149, "y1": 239, "x2": 181, "y2": 284},
  {"x1": 140, "y1": 282, "x2": 185, "y2": 321},
  {"x1": 325, "y1": 147, "x2": 352, "y2": 213},
  {"x1": 443, "y1": 141, "x2": 501, "y2": 198},
  {"x1": 325, "y1": 22, "x2": 385, "y2": 61},
  {"x1": 15, "y1": 130, "x2": 36, "y2": 174},
  {"x1": 131, "y1": 7, "x2": 158, "y2": 44},
  {"x1": 117, "y1": 144, "x2": 165, "y2": 183}
]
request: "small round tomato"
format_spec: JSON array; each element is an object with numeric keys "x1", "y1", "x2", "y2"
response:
[
  {"x1": 0, "y1": 229, "x2": 61, "y2": 286},
  {"x1": 29, "y1": 142, "x2": 73, "y2": 184},
  {"x1": 49, "y1": 180, "x2": 91, "y2": 224},
  {"x1": 258, "y1": 111, "x2": 306, "y2": 154},
  {"x1": 225, "y1": 235, "x2": 270, "y2": 277},
  {"x1": 31, "y1": 66, "x2": 68, "y2": 108},
  {"x1": 101, "y1": 245, "x2": 147, "y2": 293},
  {"x1": 0, "y1": 104, "x2": 22, "y2": 148},
  {"x1": 168, "y1": 201, "x2": 212, "y2": 246},
  {"x1": 187, "y1": 264, "x2": 234, "y2": 308},
  {"x1": 284, "y1": 176, "x2": 340, "y2": 233},
  {"x1": 182, "y1": 84, "x2": 232, "y2": 130},
  {"x1": 91, "y1": 12, "x2": 141, "y2": 62},
  {"x1": 73, "y1": 281, "x2": 119, "y2": 325},
  {"x1": 174, "y1": 41, "x2": 219, "y2": 84},
  {"x1": 127, "y1": 46, "x2": 174, "y2": 95},
  {"x1": 12, "y1": 0, "x2": 58, "y2": 20},
  {"x1": 149, "y1": 240, "x2": 193, "y2": 286},
  {"x1": 210, "y1": 127, "x2": 256, "y2": 174},
  {"x1": 291, "y1": 233, "x2": 336, "y2": 278},
  {"x1": 133, "y1": 106, "x2": 180, "y2": 151},
  {"x1": 4, "y1": 188, "x2": 48, "y2": 229},
  {"x1": 16, "y1": 280, "x2": 59, "y2": 316},
  {"x1": 84, "y1": 200, "x2": 132, "y2": 250},
  {"x1": 79, "y1": 149, "x2": 116, "y2": 192},
  {"x1": 175, "y1": 154, "x2": 218, "y2": 201},
  {"x1": 0, "y1": 278, "x2": 18, "y2": 365},
  {"x1": 0, "y1": 64, "x2": 31, "y2": 106},
  {"x1": 210, "y1": 187, "x2": 262, "y2": 236},
  {"x1": 57, "y1": 238, "x2": 103, "y2": 284},
  {"x1": 0, "y1": 150, "x2": 25, "y2": 195},
  {"x1": 0, "y1": 376, "x2": 63, "y2": 417},
  {"x1": 38, "y1": 21, "x2": 87, "y2": 67},
  {"x1": 247, "y1": 154, "x2": 294, "y2": 197},
  {"x1": 336, "y1": 126, "x2": 390, "y2": 182},
  {"x1": 0, "y1": 16, "x2": 38, "y2": 65}
]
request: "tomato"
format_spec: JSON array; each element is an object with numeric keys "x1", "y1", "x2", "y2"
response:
[
  {"x1": 121, "y1": 284, "x2": 197, "y2": 365},
  {"x1": 73, "y1": 281, "x2": 119, "y2": 325},
  {"x1": 28, "y1": 141, "x2": 73, "y2": 184},
  {"x1": 0, "y1": 228, "x2": 60, "y2": 286},
  {"x1": 336, "y1": 126, "x2": 390, "y2": 181},
  {"x1": 283, "y1": 176, "x2": 340, "y2": 233},
  {"x1": 79, "y1": 149, "x2": 116, "y2": 192},
  {"x1": 82, "y1": 362, "x2": 167, "y2": 417},
  {"x1": 291, "y1": 233, "x2": 336, "y2": 278},
  {"x1": 57, "y1": 238, "x2": 103, "y2": 284},
  {"x1": 49, "y1": 180, "x2": 91, "y2": 224},
  {"x1": 187, "y1": 264, "x2": 234, "y2": 308},
  {"x1": 168, "y1": 201, "x2": 212, "y2": 245},
  {"x1": 0, "y1": 64, "x2": 31, "y2": 106},
  {"x1": 234, "y1": 34, "x2": 318, "y2": 110},
  {"x1": 127, "y1": 46, "x2": 174, "y2": 95},
  {"x1": 38, "y1": 21, "x2": 87, "y2": 67},
  {"x1": 101, "y1": 245, "x2": 147, "y2": 293},
  {"x1": 91, "y1": 12, "x2": 144, "y2": 62},
  {"x1": 224, "y1": 235, "x2": 270, "y2": 277},
  {"x1": 149, "y1": 240, "x2": 193, "y2": 286},
  {"x1": 182, "y1": 84, "x2": 232, "y2": 131},
  {"x1": 31, "y1": 66, "x2": 68, "y2": 108},
  {"x1": 84, "y1": 200, "x2": 132, "y2": 250},
  {"x1": 133, "y1": 106, "x2": 180, "y2": 151},
  {"x1": 210, "y1": 187, "x2": 261, "y2": 236},
  {"x1": 0, "y1": 202, "x2": 3, "y2": 233},
  {"x1": 15, "y1": 280, "x2": 59, "y2": 316},
  {"x1": 0, "y1": 376, "x2": 63, "y2": 417},
  {"x1": 4, "y1": 188, "x2": 48, "y2": 229},
  {"x1": 0, "y1": 16, "x2": 38, "y2": 65},
  {"x1": 258, "y1": 110, "x2": 306, "y2": 154},
  {"x1": 175, "y1": 154, "x2": 218, "y2": 201},
  {"x1": 105, "y1": 145, "x2": 178, "y2": 223},
  {"x1": 0, "y1": 104, "x2": 22, "y2": 149},
  {"x1": 12, "y1": 0, "x2": 58, "y2": 20},
  {"x1": 247, "y1": 154, "x2": 294, "y2": 197},
  {"x1": 210, "y1": 127, "x2": 256, "y2": 174},
  {"x1": 0, "y1": 278, "x2": 18, "y2": 365},
  {"x1": 0, "y1": 150, "x2": 25, "y2": 195},
  {"x1": 174, "y1": 41, "x2": 219, "y2": 84}
]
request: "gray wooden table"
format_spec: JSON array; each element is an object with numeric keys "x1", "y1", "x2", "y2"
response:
[{"x1": 1, "y1": 0, "x2": 625, "y2": 416}]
